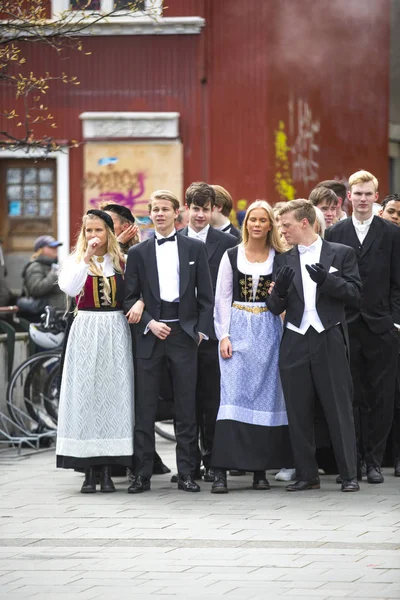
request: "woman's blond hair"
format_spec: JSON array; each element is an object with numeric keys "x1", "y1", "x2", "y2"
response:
[
  {"x1": 71, "y1": 214, "x2": 125, "y2": 308},
  {"x1": 242, "y1": 200, "x2": 286, "y2": 253}
]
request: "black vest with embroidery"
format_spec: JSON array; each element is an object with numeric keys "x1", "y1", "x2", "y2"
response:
[{"x1": 226, "y1": 246, "x2": 273, "y2": 303}]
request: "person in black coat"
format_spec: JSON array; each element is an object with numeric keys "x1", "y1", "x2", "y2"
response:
[
  {"x1": 124, "y1": 190, "x2": 214, "y2": 494},
  {"x1": 325, "y1": 171, "x2": 400, "y2": 484},
  {"x1": 178, "y1": 182, "x2": 238, "y2": 480},
  {"x1": 268, "y1": 199, "x2": 361, "y2": 492},
  {"x1": 210, "y1": 184, "x2": 242, "y2": 240}
]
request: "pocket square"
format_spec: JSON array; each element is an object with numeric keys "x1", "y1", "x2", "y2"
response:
[
  {"x1": 189, "y1": 261, "x2": 195, "y2": 265},
  {"x1": 329, "y1": 266, "x2": 338, "y2": 273}
]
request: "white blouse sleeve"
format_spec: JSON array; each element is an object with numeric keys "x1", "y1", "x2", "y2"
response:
[
  {"x1": 214, "y1": 251, "x2": 233, "y2": 341},
  {"x1": 58, "y1": 255, "x2": 90, "y2": 297}
]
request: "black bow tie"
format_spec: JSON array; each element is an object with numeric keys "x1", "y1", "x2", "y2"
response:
[{"x1": 157, "y1": 233, "x2": 177, "y2": 246}]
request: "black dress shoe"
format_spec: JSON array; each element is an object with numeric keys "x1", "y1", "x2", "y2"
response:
[
  {"x1": 211, "y1": 470, "x2": 228, "y2": 494},
  {"x1": 203, "y1": 468, "x2": 214, "y2": 482},
  {"x1": 170, "y1": 473, "x2": 178, "y2": 483},
  {"x1": 128, "y1": 475, "x2": 151, "y2": 494},
  {"x1": 178, "y1": 474, "x2": 201, "y2": 492},
  {"x1": 367, "y1": 466, "x2": 384, "y2": 484},
  {"x1": 286, "y1": 477, "x2": 320, "y2": 492},
  {"x1": 100, "y1": 466, "x2": 116, "y2": 493},
  {"x1": 341, "y1": 478, "x2": 360, "y2": 492},
  {"x1": 252, "y1": 471, "x2": 270, "y2": 490},
  {"x1": 229, "y1": 470, "x2": 246, "y2": 476},
  {"x1": 81, "y1": 467, "x2": 96, "y2": 493},
  {"x1": 335, "y1": 475, "x2": 342, "y2": 484},
  {"x1": 394, "y1": 459, "x2": 400, "y2": 477}
]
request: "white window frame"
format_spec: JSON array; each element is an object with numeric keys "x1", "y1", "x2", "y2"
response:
[{"x1": 52, "y1": 0, "x2": 163, "y2": 19}]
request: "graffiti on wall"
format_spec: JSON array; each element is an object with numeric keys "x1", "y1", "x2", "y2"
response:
[
  {"x1": 274, "y1": 99, "x2": 320, "y2": 202},
  {"x1": 84, "y1": 168, "x2": 148, "y2": 211}
]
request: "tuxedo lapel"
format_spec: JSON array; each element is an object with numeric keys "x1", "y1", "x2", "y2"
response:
[
  {"x1": 317, "y1": 240, "x2": 334, "y2": 300},
  {"x1": 177, "y1": 236, "x2": 189, "y2": 297},
  {"x1": 144, "y1": 238, "x2": 160, "y2": 300},
  {"x1": 205, "y1": 228, "x2": 220, "y2": 261},
  {"x1": 360, "y1": 216, "x2": 382, "y2": 257},
  {"x1": 288, "y1": 248, "x2": 304, "y2": 301}
]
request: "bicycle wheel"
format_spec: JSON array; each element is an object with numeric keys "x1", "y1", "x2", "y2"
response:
[
  {"x1": 155, "y1": 420, "x2": 176, "y2": 442},
  {"x1": 42, "y1": 363, "x2": 61, "y2": 423},
  {"x1": 7, "y1": 351, "x2": 61, "y2": 433}
]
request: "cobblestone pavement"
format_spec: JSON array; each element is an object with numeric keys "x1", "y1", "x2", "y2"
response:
[{"x1": 1, "y1": 439, "x2": 399, "y2": 600}]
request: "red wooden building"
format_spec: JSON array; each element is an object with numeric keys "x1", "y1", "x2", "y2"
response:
[{"x1": 0, "y1": 0, "x2": 390, "y2": 285}]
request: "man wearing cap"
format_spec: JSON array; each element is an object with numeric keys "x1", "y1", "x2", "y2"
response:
[{"x1": 20, "y1": 235, "x2": 65, "y2": 314}]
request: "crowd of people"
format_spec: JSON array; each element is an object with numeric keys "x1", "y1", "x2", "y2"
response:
[{"x1": 45, "y1": 169, "x2": 400, "y2": 494}]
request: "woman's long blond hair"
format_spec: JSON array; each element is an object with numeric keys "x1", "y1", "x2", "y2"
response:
[
  {"x1": 72, "y1": 214, "x2": 125, "y2": 306},
  {"x1": 242, "y1": 200, "x2": 286, "y2": 253}
]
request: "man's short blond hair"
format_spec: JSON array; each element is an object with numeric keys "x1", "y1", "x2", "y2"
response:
[
  {"x1": 348, "y1": 170, "x2": 379, "y2": 192},
  {"x1": 279, "y1": 199, "x2": 316, "y2": 226},
  {"x1": 210, "y1": 184, "x2": 233, "y2": 217},
  {"x1": 148, "y1": 190, "x2": 180, "y2": 212}
]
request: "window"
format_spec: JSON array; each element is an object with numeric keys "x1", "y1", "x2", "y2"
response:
[
  {"x1": 6, "y1": 165, "x2": 55, "y2": 219},
  {"x1": 53, "y1": 0, "x2": 158, "y2": 16}
]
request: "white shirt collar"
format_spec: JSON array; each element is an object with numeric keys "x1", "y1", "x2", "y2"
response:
[
  {"x1": 298, "y1": 235, "x2": 322, "y2": 254},
  {"x1": 155, "y1": 228, "x2": 177, "y2": 241},
  {"x1": 188, "y1": 224, "x2": 210, "y2": 242},
  {"x1": 352, "y1": 214, "x2": 374, "y2": 228},
  {"x1": 215, "y1": 219, "x2": 231, "y2": 231}
]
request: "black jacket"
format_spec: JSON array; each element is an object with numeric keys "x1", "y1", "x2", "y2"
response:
[
  {"x1": 124, "y1": 234, "x2": 214, "y2": 359},
  {"x1": 325, "y1": 216, "x2": 400, "y2": 333},
  {"x1": 267, "y1": 240, "x2": 361, "y2": 348},
  {"x1": 178, "y1": 226, "x2": 238, "y2": 291}
]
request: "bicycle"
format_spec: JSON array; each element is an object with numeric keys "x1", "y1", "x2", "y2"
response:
[{"x1": 6, "y1": 307, "x2": 65, "y2": 437}]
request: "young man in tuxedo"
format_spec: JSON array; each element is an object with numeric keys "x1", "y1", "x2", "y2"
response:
[
  {"x1": 325, "y1": 171, "x2": 400, "y2": 484},
  {"x1": 308, "y1": 186, "x2": 339, "y2": 230},
  {"x1": 210, "y1": 184, "x2": 242, "y2": 240},
  {"x1": 178, "y1": 182, "x2": 237, "y2": 481},
  {"x1": 268, "y1": 199, "x2": 361, "y2": 492},
  {"x1": 315, "y1": 179, "x2": 348, "y2": 222},
  {"x1": 124, "y1": 190, "x2": 214, "y2": 493}
]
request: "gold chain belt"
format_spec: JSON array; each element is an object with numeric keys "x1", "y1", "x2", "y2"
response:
[{"x1": 232, "y1": 302, "x2": 269, "y2": 314}]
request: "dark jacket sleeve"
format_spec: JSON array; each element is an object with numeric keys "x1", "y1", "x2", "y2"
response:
[
  {"x1": 318, "y1": 246, "x2": 361, "y2": 308},
  {"x1": 267, "y1": 255, "x2": 288, "y2": 315},
  {"x1": 124, "y1": 247, "x2": 154, "y2": 327},
  {"x1": 390, "y1": 227, "x2": 400, "y2": 324},
  {"x1": 195, "y1": 242, "x2": 215, "y2": 337},
  {"x1": 24, "y1": 262, "x2": 58, "y2": 297}
]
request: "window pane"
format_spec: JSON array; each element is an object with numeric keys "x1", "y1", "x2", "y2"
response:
[
  {"x1": 70, "y1": 0, "x2": 101, "y2": 9},
  {"x1": 7, "y1": 185, "x2": 22, "y2": 201},
  {"x1": 38, "y1": 168, "x2": 54, "y2": 183},
  {"x1": 39, "y1": 185, "x2": 53, "y2": 200},
  {"x1": 6, "y1": 168, "x2": 22, "y2": 184},
  {"x1": 24, "y1": 168, "x2": 37, "y2": 183},
  {"x1": 9, "y1": 201, "x2": 22, "y2": 217},
  {"x1": 39, "y1": 202, "x2": 54, "y2": 217},
  {"x1": 24, "y1": 185, "x2": 38, "y2": 200},
  {"x1": 115, "y1": 0, "x2": 145, "y2": 9},
  {"x1": 24, "y1": 201, "x2": 39, "y2": 216}
]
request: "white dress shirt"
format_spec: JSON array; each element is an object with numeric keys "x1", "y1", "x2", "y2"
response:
[
  {"x1": 287, "y1": 236, "x2": 325, "y2": 335},
  {"x1": 58, "y1": 253, "x2": 116, "y2": 296},
  {"x1": 215, "y1": 219, "x2": 231, "y2": 232},
  {"x1": 188, "y1": 224, "x2": 209, "y2": 243},
  {"x1": 352, "y1": 214, "x2": 374, "y2": 244},
  {"x1": 154, "y1": 229, "x2": 180, "y2": 303}
]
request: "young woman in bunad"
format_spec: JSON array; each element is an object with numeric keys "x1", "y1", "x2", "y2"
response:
[
  {"x1": 56, "y1": 209, "x2": 143, "y2": 494},
  {"x1": 211, "y1": 200, "x2": 292, "y2": 493}
]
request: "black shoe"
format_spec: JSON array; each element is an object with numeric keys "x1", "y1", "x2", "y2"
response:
[
  {"x1": 335, "y1": 475, "x2": 342, "y2": 484},
  {"x1": 341, "y1": 478, "x2": 360, "y2": 492},
  {"x1": 394, "y1": 459, "x2": 400, "y2": 477},
  {"x1": 177, "y1": 474, "x2": 201, "y2": 492},
  {"x1": 211, "y1": 470, "x2": 228, "y2": 494},
  {"x1": 367, "y1": 466, "x2": 384, "y2": 484},
  {"x1": 128, "y1": 475, "x2": 151, "y2": 494},
  {"x1": 229, "y1": 470, "x2": 246, "y2": 476},
  {"x1": 81, "y1": 467, "x2": 96, "y2": 494},
  {"x1": 286, "y1": 477, "x2": 320, "y2": 492},
  {"x1": 203, "y1": 468, "x2": 214, "y2": 482},
  {"x1": 100, "y1": 466, "x2": 116, "y2": 493},
  {"x1": 252, "y1": 471, "x2": 270, "y2": 490},
  {"x1": 170, "y1": 473, "x2": 178, "y2": 483}
]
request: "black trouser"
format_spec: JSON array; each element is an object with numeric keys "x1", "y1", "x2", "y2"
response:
[
  {"x1": 134, "y1": 323, "x2": 198, "y2": 479},
  {"x1": 279, "y1": 326, "x2": 357, "y2": 481},
  {"x1": 348, "y1": 318, "x2": 399, "y2": 468},
  {"x1": 196, "y1": 339, "x2": 221, "y2": 469}
]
